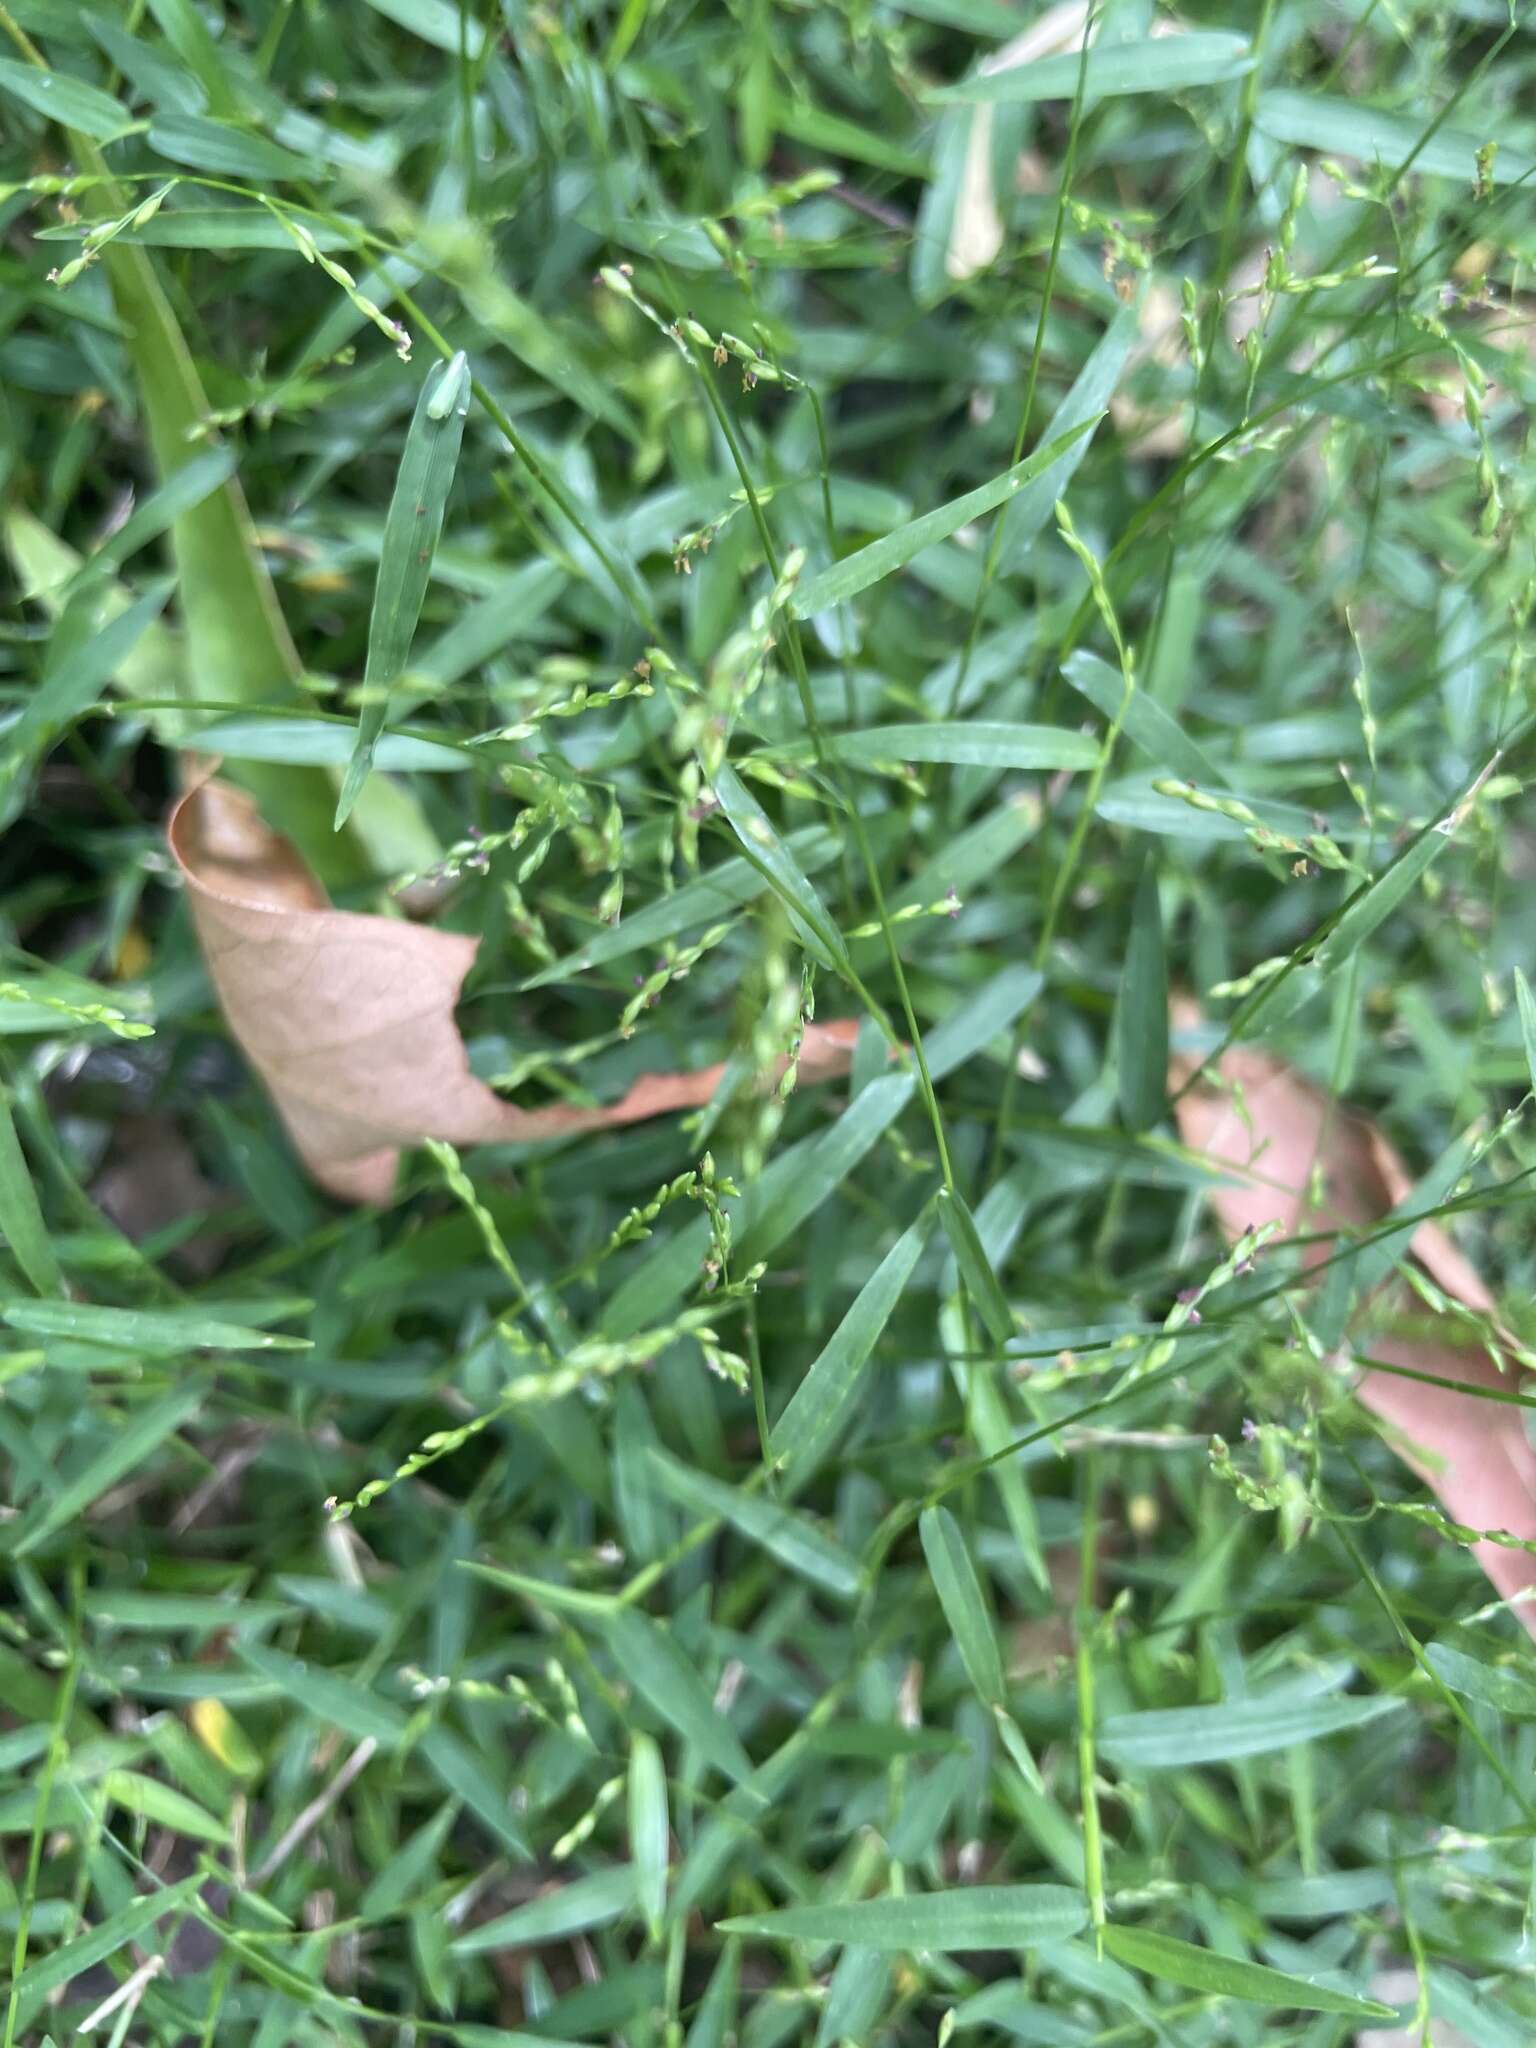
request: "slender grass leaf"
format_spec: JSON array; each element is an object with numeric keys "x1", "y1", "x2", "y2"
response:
[
  {"x1": 361, "y1": 0, "x2": 488, "y2": 54},
  {"x1": 235, "y1": 1642, "x2": 407, "y2": 1746},
  {"x1": 645, "y1": 1447, "x2": 862, "y2": 1599},
  {"x1": 147, "y1": 113, "x2": 312, "y2": 179},
  {"x1": 770, "y1": 1215, "x2": 931, "y2": 1481},
  {"x1": 1096, "y1": 777, "x2": 1248, "y2": 841},
  {"x1": 1247, "y1": 1870, "x2": 1396, "y2": 1919},
  {"x1": 88, "y1": 207, "x2": 353, "y2": 251},
  {"x1": 1101, "y1": 1925, "x2": 1395, "y2": 2018},
  {"x1": 888, "y1": 0, "x2": 1023, "y2": 38},
  {"x1": 933, "y1": 32, "x2": 1252, "y2": 104},
  {"x1": 0, "y1": 581, "x2": 172, "y2": 814},
  {"x1": 0, "y1": 1300, "x2": 310, "y2": 1353},
  {"x1": 83, "y1": 1590, "x2": 292, "y2": 1632},
  {"x1": 1255, "y1": 88, "x2": 1535, "y2": 186},
  {"x1": 73, "y1": 446, "x2": 237, "y2": 585},
  {"x1": 819, "y1": 723, "x2": 1099, "y2": 773},
  {"x1": 770, "y1": 93, "x2": 930, "y2": 178},
  {"x1": 13, "y1": 1871, "x2": 204, "y2": 2004},
  {"x1": 452, "y1": 1867, "x2": 638, "y2": 1954},
  {"x1": 1424, "y1": 1641, "x2": 1536, "y2": 1717},
  {"x1": 462, "y1": 1562, "x2": 615, "y2": 1616},
  {"x1": 1099, "y1": 1691, "x2": 1404, "y2": 1769},
  {"x1": 1116, "y1": 862, "x2": 1168, "y2": 1132},
  {"x1": 919, "y1": 1504, "x2": 1007, "y2": 1708},
  {"x1": 815, "y1": 1948, "x2": 893, "y2": 2048},
  {"x1": 710, "y1": 763, "x2": 854, "y2": 976},
  {"x1": 885, "y1": 796, "x2": 1041, "y2": 919},
  {"x1": 24, "y1": 97, "x2": 393, "y2": 876},
  {"x1": 358, "y1": 1800, "x2": 461, "y2": 1919},
  {"x1": 994, "y1": 299, "x2": 1140, "y2": 580},
  {"x1": 0, "y1": 1087, "x2": 60, "y2": 1296},
  {"x1": 937, "y1": 1190, "x2": 1014, "y2": 1346},
  {"x1": 1316, "y1": 1125, "x2": 1476, "y2": 1342},
  {"x1": 1427, "y1": 1967, "x2": 1531, "y2": 2048},
  {"x1": 790, "y1": 419, "x2": 1098, "y2": 617},
  {"x1": 0, "y1": 56, "x2": 132, "y2": 138},
  {"x1": 600, "y1": 1608, "x2": 754, "y2": 1785},
  {"x1": 1313, "y1": 820, "x2": 1460, "y2": 972},
  {"x1": 1515, "y1": 970, "x2": 1536, "y2": 1095},
  {"x1": 1260, "y1": 810, "x2": 1466, "y2": 1029},
  {"x1": 685, "y1": 1943, "x2": 741, "y2": 2048},
  {"x1": 143, "y1": 0, "x2": 239, "y2": 114},
  {"x1": 523, "y1": 829, "x2": 839, "y2": 988},
  {"x1": 101, "y1": 1769, "x2": 229, "y2": 1843},
  {"x1": 966, "y1": 1369, "x2": 1047, "y2": 1595},
  {"x1": 6, "y1": 1383, "x2": 202, "y2": 1559},
  {"x1": 418, "y1": 1723, "x2": 528, "y2": 1859},
  {"x1": 718, "y1": 1884, "x2": 1088, "y2": 1949},
  {"x1": 1063, "y1": 652, "x2": 1224, "y2": 786},
  {"x1": 604, "y1": 964, "x2": 1037, "y2": 1340},
  {"x1": 928, "y1": 964, "x2": 1044, "y2": 1080},
  {"x1": 337, "y1": 351, "x2": 472, "y2": 827},
  {"x1": 807, "y1": 1725, "x2": 968, "y2": 1760},
  {"x1": 629, "y1": 1732, "x2": 669, "y2": 1943},
  {"x1": 185, "y1": 715, "x2": 463, "y2": 771},
  {"x1": 81, "y1": 12, "x2": 209, "y2": 115}
]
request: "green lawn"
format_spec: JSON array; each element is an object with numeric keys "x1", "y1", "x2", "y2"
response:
[{"x1": 2, "y1": 2, "x2": 1535, "y2": 2043}]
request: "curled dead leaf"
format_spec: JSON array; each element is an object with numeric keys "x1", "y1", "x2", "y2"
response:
[
  {"x1": 1170, "y1": 1003, "x2": 1536, "y2": 1635},
  {"x1": 170, "y1": 779, "x2": 857, "y2": 1205},
  {"x1": 945, "y1": 1, "x2": 1090, "y2": 285}
]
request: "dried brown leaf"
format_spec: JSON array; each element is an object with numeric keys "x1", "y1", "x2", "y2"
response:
[
  {"x1": 1171, "y1": 1007, "x2": 1536, "y2": 1634},
  {"x1": 170, "y1": 779, "x2": 856, "y2": 1204},
  {"x1": 945, "y1": 1, "x2": 1090, "y2": 285}
]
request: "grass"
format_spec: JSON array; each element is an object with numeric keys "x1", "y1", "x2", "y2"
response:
[{"x1": 3, "y1": 1, "x2": 1536, "y2": 2042}]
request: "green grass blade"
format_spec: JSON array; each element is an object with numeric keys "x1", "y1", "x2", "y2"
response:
[
  {"x1": 1423, "y1": 1641, "x2": 1536, "y2": 1717},
  {"x1": 1256, "y1": 88, "x2": 1534, "y2": 185},
  {"x1": 336, "y1": 351, "x2": 471, "y2": 828},
  {"x1": 451, "y1": 1868, "x2": 638, "y2": 1955},
  {"x1": 820, "y1": 723, "x2": 1099, "y2": 773},
  {"x1": 417, "y1": 1724, "x2": 529, "y2": 1859},
  {"x1": 1062, "y1": 652, "x2": 1223, "y2": 785},
  {"x1": 522, "y1": 829, "x2": 839, "y2": 989},
  {"x1": 6, "y1": 1383, "x2": 202, "y2": 1559},
  {"x1": 937, "y1": 1189, "x2": 1014, "y2": 1346},
  {"x1": 235, "y1": 1642, "x2": 407, "y2": 1747},
  {"x1": 685, "y1": 1943, "x2": 741, "y2": 2048},
  {"x1": 918, "y1": 1504, "x2": 1006, "y2": 1708},
  {"x1": 790, "y1": 419, "x2": 1099, "y2": 617},
  {"x1": 709, "y1": 763, "x2": 856, "y2": 978},
  {"x1": 1115, "y1": 861, "x2": 1168, "y2": 1133},
  {"x1": 1101, "y1": 1925, "x2": 1396, "y2": 2019},
  {"x1": 146, "y1": 111, "x2": 311, "y2": 178},
  {"x1": 1514, "y1": 969, "x2": 1536, "y2": 1095},
  {"x1": 718, "y1": 1884, "x2": 1088, "y2": 1950},
  {"x1": 1099, "y1": 1691, "x2": 1404, "y2": 1769},
  {"x1": 0, "y1": 582, "x2": 171, "y2": 816},
  {"x1": 71, "y1": 445, "x2": 237, "y2": 586},
  {"x1": 0, "y1": 55, "x2": 131, "y2": 137},
  {"x1": 770, "y1": 1215, "x2": 931, "y2": 1481},
  {"x1": 361, "y1": 0, "x2": 489, "y2": 55},
  {"x1": 645, "y1": 1448, "x2": 862, "y2": 1599},
  {"x1": 600, "y1": 1609, "x2": 754, "y2": 1786},
  {"x1": 12, "y1": 1871, "x2": 204, "y2": 2007},
  {"x1": 0, "y1": 1088, "x2": 60, "y2": 1297},
  {"x1": 0, "y1": 1300, "x2": 310, "y2": 1353},
  {"x1": 100, "y1": 1768, "x2": 229, "y2": 1843},
  {"x1": 932, "y1": 32, "x2": 1253, "y2": 105},
  {"x1": 628, "y1": 1731, "x2": 669, "y2": 1944}
]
